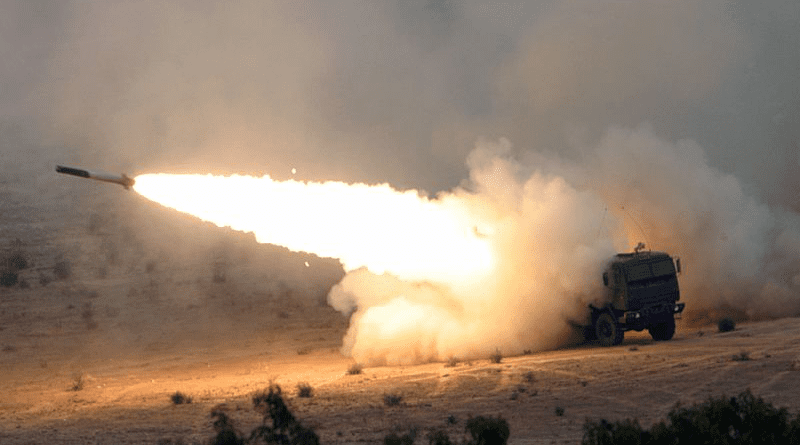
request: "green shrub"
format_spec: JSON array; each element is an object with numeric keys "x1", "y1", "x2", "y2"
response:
[
  {"x1": 465, "y1": 415, "x2": 510, "y2": 445},
  {"x1": 296, "y1": 382, "x2": 313, "y2": 398},
  {"x1": 384, "y1": 393, "x2": 403, "y2": 406},
  {"x1": 582, "y1": 389, "x2": 800, "y2": 445},
  {"x1": 208, "y1": 386, "x2": 318, "y2": 445},
  {"x1": 250, "y1": 385, "x2": 319, "y2": 445},
  {"x1": 171, "y1": 391, "x2": 193, "y2": 404}
]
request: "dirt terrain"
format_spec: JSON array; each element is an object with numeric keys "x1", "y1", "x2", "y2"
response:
[{"x1": 2, "y1": 178, "x2": 800, "y2": 444}]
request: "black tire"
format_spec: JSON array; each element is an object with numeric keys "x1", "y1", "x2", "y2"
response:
[
  {"x1": 649, "y1": 317, "x2": 676, "y2": 341},
  {"x1": 595, "y1": 312, "x2": 624, "y2": 346}
]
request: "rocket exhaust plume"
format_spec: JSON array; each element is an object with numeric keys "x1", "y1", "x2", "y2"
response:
[
  {"x1": 131, "y1": 127, "x2": 800, "y2": 365},
  {"x1": 56, "y1": 165, "x2": 135, "y2": 190}
]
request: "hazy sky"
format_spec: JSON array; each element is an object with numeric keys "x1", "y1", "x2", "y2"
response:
[{"x1": 1, "y1": 0, "x2": 797, "y2": 200}]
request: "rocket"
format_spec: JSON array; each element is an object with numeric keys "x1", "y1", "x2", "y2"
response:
[{"x1": 55, "y1": 165, "x2": 135, "y2": 190}]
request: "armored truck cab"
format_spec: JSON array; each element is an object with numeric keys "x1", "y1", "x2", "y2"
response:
[{"x1": 588, "y1": 246, "x2": 685, "y2": 346}]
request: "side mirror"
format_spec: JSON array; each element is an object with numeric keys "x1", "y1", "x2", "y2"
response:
[
  {"x1": 675, "y1": 257, "x2": 682, "y2": 274},
  {"x1": 602, "y1": 272, "x2": 609, "y2": 287}
]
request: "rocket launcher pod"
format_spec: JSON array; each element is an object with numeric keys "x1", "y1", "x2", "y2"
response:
[{"x1": 56, "y1": 165, "x2": 135, "y2": 190}]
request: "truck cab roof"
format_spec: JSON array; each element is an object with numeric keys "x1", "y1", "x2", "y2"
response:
[{"x1": 611, "y1": 251, "x2": 672, "y2": 266}]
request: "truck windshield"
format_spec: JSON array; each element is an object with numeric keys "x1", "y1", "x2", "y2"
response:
[
  {"x1": 651, "y1": 259, "x2": 675, "y2": 277},
  {"x1": 624, "y1": 258, "x2": 675, "y2": 282}
]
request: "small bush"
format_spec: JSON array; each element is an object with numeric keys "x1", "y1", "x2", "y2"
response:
[
  {"x1": 490, "y1": 349, "x2": 503, "y2": 364},
  {"x1": 445, "y1": 356, "x2": 459, "y2": 368},
  {"x1": 5, "y1": 252, "x2": 28, "y2": 270},
  {"x1": 250, "y1": 385, "x2": 320, "y2": 445},
  {"x1": 718, "y1": 318, "x2": 736, "y2": 332},
  {"x1": 732, "y1": 351, "x2": 751, "y2": 361},
  {"x1": 465, "y1": 416, "x2": 510, "y2": 445},
  {"x1": 71, "y1": 373, "x2": 85, "y2": 391},
  {"x1": 582, "y1": 389, "x2": 800, "y2": 445},
  {"x1": 0, "y1": 270, "x2": 18, "y2": 287},
  {"x1": 171, "y1": 391, "x2": 193, "y2": 404},
  {"x1": 210, "y1": 410, "x2": 243, "y2": 445},
  {"x1": 296, "y1": 382, "x2": 313, "y2": 398},
  {"x1": 347, "y1": 363, "x2": 363, "y2": 375},
  {"x1": 384, "y1": 393, "x2": 403, "y2": 407},
  {"x1": 555, "y1": 406, "x2": 565, "y2": 416},
  {"x1": 384, "y1": 432, "x2": 414, "y2": 445},
  {"x1": 427, "y1": 430, "x2": 453, "y2": 445}
]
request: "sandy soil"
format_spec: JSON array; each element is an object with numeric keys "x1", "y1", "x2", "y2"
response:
[{"x1": 2, "y1": 179, "x2": 800, "y2": 444}]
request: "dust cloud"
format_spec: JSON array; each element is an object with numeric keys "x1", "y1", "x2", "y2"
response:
[{"x1": 327, "y1": 126, "x2": 800, "y2": 364}]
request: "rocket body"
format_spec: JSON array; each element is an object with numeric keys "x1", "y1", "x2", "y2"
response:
[{"x1": 56, "y1": 165, "x2": 135, "y2": 190}]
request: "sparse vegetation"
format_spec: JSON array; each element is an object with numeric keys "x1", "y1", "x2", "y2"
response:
[
  {"x1": 523, "y1": 371, "x2": 535, "y2": 383},
  {"x1": 386, "y1": 416, "x2": 509, "y2": 445},
  {"x1": 4, "y1": 251, "x2": 28, "y2": 271},
  {"x1": 171, "y1": 391, "x2": 193, "y2": 405},
  {"x1": 426, "y1": 429, "x2": 453, "y2": 445},
  {"x1": 71, "y1": 373, "x2": 85, "y2": 391},
  {"x1": 0, "y1": 270, "x2": 18, "y2": 287},
  {"x1": 209, "y1": 385, "x2": 319, "y2": 445},
  {"x1": 383, "y1": 393, "x2": 403, "y2": 407},
  {"x1": 296, "y1": 382, "x2": 313, "y2": 398},
  {"x1": 465, "y1": 415, "x2": 510, "y2": 445},
  {"x1": 384, "y1": 431, "x2": 415, "y2": 445},
  {"x1": 718, "y1": 317, "x2": 736, "y2": 332},
  {"x1": 732, "y1": 351, "x2": 751, "y2": 361},
  {"x1": 445, "y1": 356, "x2": 459, "y2": 367},
  {"x1": 555, "y1": 406, "x2": 565, "y2": 416},
  {"x1": 347, "y1": 363, "x2": 363, "y2": 375},
  {"x1": 490, "y1": 349, "x2": 503, "y2": 364},
  {"x1": 582, "y1": 389, "x2": 800, "y2": 445}
]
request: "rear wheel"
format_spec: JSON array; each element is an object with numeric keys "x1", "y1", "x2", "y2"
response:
[
  {"x1": 649, "y1": 317, "x2": 676, "y2": 341},
  {"x1": 595, "y1": 312, "x2": 624, "y2": 346}
]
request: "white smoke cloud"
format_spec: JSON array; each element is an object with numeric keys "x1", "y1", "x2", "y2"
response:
[{"x1": 327, "y1": 125, "x2": 800, "y2": 365}]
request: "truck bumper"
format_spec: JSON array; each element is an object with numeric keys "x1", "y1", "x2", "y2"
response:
[{"x1": 624, "y1": 303, "x2": 685, "y2": 326}]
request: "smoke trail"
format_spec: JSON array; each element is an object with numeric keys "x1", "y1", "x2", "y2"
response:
[{"x1": 134, "y1": 126, "x2": 800, "y2": 365}]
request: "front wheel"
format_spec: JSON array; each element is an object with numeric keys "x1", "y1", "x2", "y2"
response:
[
  {"x1": 649, "y1": 317, "x2": 676, "y2": 341},
  {"x1": 595, "y1": 312, "x2": 624, "y2": 346}
]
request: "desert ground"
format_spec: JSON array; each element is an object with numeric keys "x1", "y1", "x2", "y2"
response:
[{"x1": 2, "y1": 178, "x2": 800, "y2": 444}]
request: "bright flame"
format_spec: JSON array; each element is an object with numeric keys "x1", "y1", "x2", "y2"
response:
[{"x1": 133, "y1": 174, "x2": 494, "y2": 284}]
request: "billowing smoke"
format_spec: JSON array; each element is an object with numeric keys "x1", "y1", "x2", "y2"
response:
[{"x1": 326, "y1": 126, "x2": 800, "y2": 364}]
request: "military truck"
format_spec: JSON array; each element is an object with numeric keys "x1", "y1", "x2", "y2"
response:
[{"x1": 586, "y1": 243, "x2": 685, "y2": 346}]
